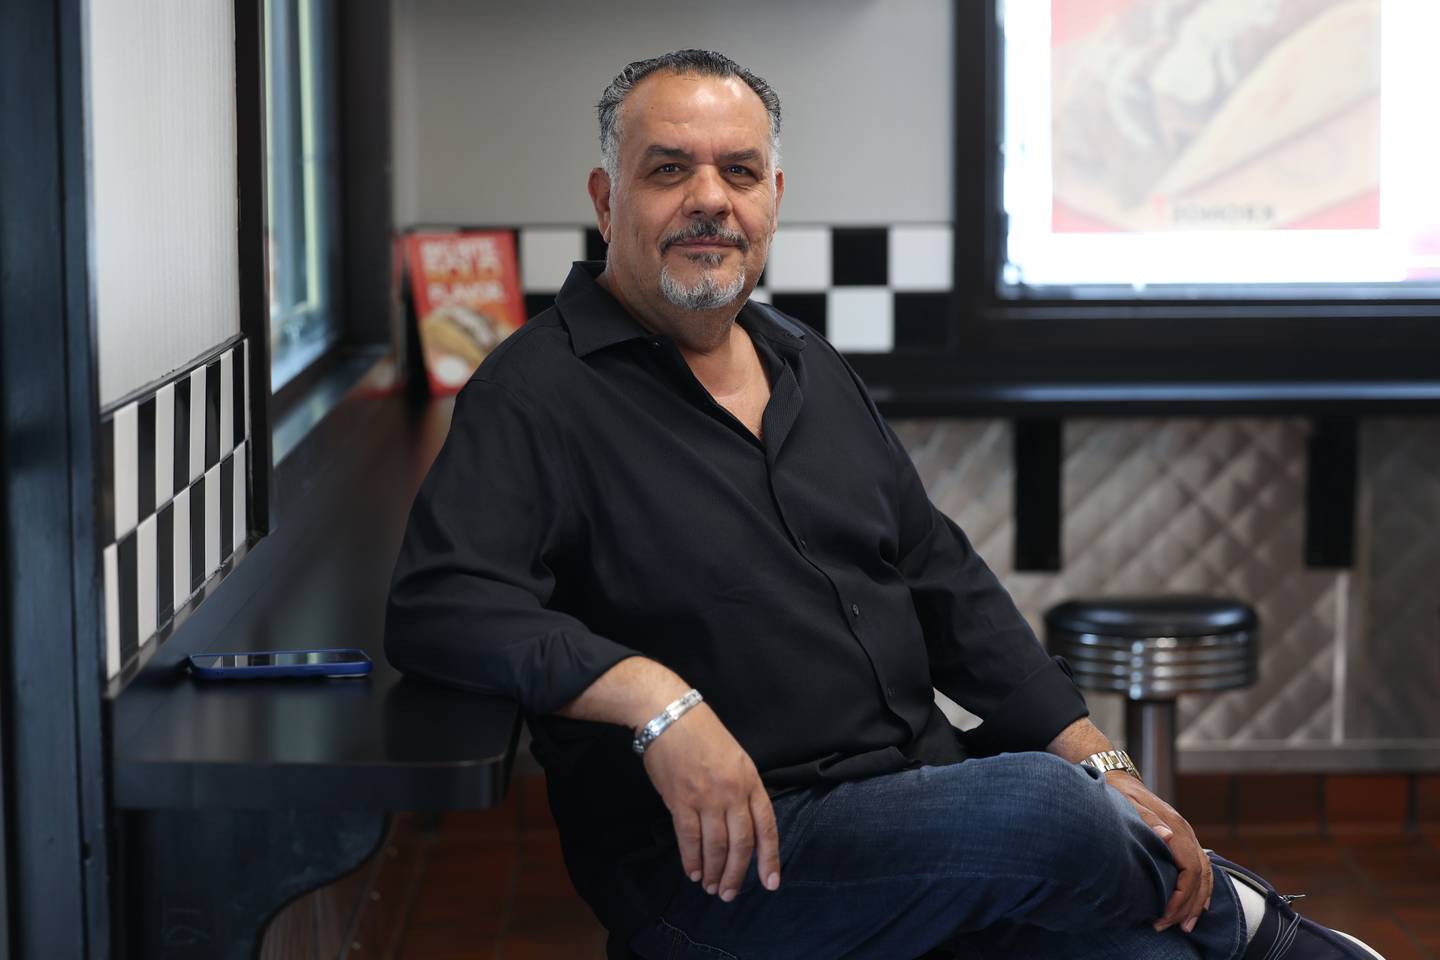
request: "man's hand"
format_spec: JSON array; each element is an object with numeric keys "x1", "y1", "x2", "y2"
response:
[
  {"x1": 1046, "y1": 718, "x2": 1212, "y2": 933},
  {"x1": 641, "y1": 703, "x2": 782, "y2": 902},
  {"x1": 1104, "y1": 771, "x2": 1213, "y2": 934},
  {"x1": 552, "y1": 657, "x2": 780, "y2": 901}
]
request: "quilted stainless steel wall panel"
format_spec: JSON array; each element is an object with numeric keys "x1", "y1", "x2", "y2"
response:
[
  {"x1": 1345, "y1": 418, "x2": 1440, "y2": 742},
  {"x1": 896, "y1": 417, "x2": 1438, "y2": 771}
]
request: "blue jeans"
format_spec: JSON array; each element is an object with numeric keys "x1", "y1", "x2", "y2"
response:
[{"x1": 629, "y1": 752, "x2": 1247, "y2": 960}]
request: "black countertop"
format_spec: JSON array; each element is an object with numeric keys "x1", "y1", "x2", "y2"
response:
[{"x1": 110, "y1": 393, "x2": 523, "y2": 810}]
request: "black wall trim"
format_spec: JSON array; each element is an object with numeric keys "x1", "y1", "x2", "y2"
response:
[
  {"x1": 952, "y1": 0, "x2": 998, "y2": 330},
  {"x1": 338, "y1": 0, "x2": 395, "y2": 348},
  {"x1": 1013, "y1": 419, "x2": 1063, "y2": 572},
  {"x1": 1305, "y1": 418, "x2": 1360, "y2": 568},
  {"x1": 859, "y1": 377, "x2": 1440, "y2": 419},
  {"x1": 931, "y1": 2, "x2": 1440, "y2": 414},
  {"x1": 236, "y1": 0, "x2": 273, "y2": 541}
]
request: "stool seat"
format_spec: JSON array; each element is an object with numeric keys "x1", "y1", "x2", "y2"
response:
[
  {"x1": 1046, "y1": 594, "x2": 1258, "y2": 699},
  {"x1": 1046, "y1": 594, "x2": 1257, "y2": 639},
  {"x1": 1045, "y1": 594, "x2": 1260, "y2": 803}
]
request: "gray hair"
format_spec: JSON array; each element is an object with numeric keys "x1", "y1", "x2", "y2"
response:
[{"x1": 597, "y1": 49, "x2": 782, "y2": 184}]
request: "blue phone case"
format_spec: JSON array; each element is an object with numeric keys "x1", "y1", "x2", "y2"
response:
[{"x1": 187, "y1": 648, "x2": 373, "y2": 680}]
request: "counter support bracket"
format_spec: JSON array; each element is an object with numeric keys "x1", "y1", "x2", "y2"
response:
[{"x1": 120, "y1": 807, "x2": 389, "y2": 959}]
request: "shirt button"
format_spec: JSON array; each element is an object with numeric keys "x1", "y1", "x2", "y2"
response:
[
  {"x1": 850, "y1": 603, "x2": 860, "y2": 617},
  {"x1": 886, "y1": 685, "x2": 896, "y2": 697},
  {"x1": 798, "y1": 537, "x2": 808, "y2": 550}
]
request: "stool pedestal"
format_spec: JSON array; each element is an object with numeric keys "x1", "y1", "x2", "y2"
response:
[
  {"x1": 1126, "y1": 699, "x2": 1177, "y2": 802},
  {"x1": 1046, "y1": 595, "x2": 1259, "y2": 804}
]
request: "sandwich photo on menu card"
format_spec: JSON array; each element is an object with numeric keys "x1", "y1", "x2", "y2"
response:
[
  {"x1": 404, "y1": 230, "x2": 526, "y2": 394},
  {"x1": 1051, "y1": 0, "x2": 1382, "y2": 233}
]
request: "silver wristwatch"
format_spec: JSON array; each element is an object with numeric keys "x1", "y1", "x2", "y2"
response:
[
  {"x1": 631, "y1": 689, "x2": 703, "y2": 755},
  {"x1": 1080, "y1": 748, "x2": 1143, "y2": 783}
]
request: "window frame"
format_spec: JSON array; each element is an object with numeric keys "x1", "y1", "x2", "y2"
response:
[
  {"x1": 264, "y1": 0, "x2": 357, "y2": 424},
  {"x1": 848, "y1": 1, "x2": 1440, "y2": 416}
]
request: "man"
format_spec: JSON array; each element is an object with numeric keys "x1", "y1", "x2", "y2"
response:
[{"x1": 386, "y1": 50, "x2": 1384, "y2": 960}]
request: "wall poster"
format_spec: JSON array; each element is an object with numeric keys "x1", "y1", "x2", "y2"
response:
[{"x1": 404, "y1": 230, "x2": 526, "y2": 393}]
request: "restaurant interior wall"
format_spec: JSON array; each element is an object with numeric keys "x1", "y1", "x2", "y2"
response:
[
  {"x1": 388, "y1": 0, "x2": 1440, "y2": 774},
  {"x1": 390, "y1": 0, "x2": 956, "y2": 354},
  {"x1": 389, "y1": 0, "x2": 953, "y2": 227}
]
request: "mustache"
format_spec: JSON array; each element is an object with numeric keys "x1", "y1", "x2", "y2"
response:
[{"x1": 661, "y1": 219, "x2": 749, "y2": 253}]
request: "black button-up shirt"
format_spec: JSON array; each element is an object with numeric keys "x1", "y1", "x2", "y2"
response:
[{"x1": 385, "y1": 262, "x2": 1089, "y2": 943}]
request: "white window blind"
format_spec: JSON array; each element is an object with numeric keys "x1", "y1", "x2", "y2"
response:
[{"x1": 89, "y1": 0, "x2": 240, "y2": 407}]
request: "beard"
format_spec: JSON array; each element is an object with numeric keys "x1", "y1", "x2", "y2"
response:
[{"x1": 658, "y1": 252, "x2": 747, "y2": 311}]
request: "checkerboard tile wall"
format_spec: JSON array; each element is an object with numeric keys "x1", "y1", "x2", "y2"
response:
[
  {"x1": 100, "y1": 338, "x2": 253, "y2": 681},
  {"x1": 516, "y1": 224, "x2": 953, "y2": 351}
]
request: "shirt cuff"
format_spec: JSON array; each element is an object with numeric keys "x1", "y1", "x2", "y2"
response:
[
  {"x1": 521, "y1": 633, "x2": 643, "y2": 717},
  {"x1": 961, "y1": 655, "x2": 1090, "y2": 756}
]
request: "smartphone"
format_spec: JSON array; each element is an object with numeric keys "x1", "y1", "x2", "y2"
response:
[{"x1": 186, "y1": 648, "x2": 372, "y2": 680}]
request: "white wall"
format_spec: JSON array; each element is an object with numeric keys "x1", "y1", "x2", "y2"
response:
[
  {"x1": 391, "y1": 0, "x2": 953, "y2": 228},
  {"x1": 89, "y1": 0, "x2": 241, "y2": 407}
]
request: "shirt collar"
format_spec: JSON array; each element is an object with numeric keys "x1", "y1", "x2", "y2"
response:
[{"x1": 555, "y1": 260, "x2": 807, "y2": 358}]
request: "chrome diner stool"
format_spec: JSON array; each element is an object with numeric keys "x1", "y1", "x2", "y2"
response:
[{"x1": 1044, "y1": 595, "x2": 1259, "y2": 803}]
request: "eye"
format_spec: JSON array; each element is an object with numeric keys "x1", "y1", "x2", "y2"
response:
[
  {"x1": 654, "y1": 163, "x2": 682, "y2": 175},
  {"x1": 726, "y1": 165, "x2": 756, "y2": 178}
]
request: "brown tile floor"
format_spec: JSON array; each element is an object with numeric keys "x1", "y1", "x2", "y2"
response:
[{"x1": 393, "y1": 775, "x2": 1440, "y2": 959}]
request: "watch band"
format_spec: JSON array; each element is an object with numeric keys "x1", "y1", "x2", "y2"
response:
[
  {"x1": 1080, "y1": 748, "x2": 1143, "y2": 783},
  {"x1": 631, "y1": 689, "x2": 703, "y2": 755}
]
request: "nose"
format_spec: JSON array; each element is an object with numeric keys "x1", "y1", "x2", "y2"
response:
[{"x1": 683, "y1": 165, "x2": 732, "y2": 221}]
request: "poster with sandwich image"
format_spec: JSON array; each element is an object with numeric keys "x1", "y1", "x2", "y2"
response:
[
  {"x1": 1001, "y1": 0, "x2": 1440, "y2": 288},
  {"x1": 1050, "y1": 0, "x2": 1382, "y2": 234},
  {"x1": 404, "y1": 230, "x2": 525, "y2": 394}
]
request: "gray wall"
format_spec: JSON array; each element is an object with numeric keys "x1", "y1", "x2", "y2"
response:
[
  {"x1": 391, "y1": 0, "x2": 953, "y2": 227},
  {"x1": 89, "y1": 0, "x2": 241, "y2": 407},
  {"x1": 396, "y1": 1, "x2": 1440, "y2": 774}
]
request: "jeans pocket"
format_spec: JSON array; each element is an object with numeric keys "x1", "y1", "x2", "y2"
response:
[{"x1": 655, "y1": 915, "x2": 740, "y2": 959}]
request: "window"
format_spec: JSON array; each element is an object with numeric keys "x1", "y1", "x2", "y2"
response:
[
  {"x1": 842, "y1": 1, "x2": 1440, "y2": 411},
  {"x1": 265, "y1": 0, "x2": 337, "y2": 388},
  {"x1": 998, "y1": 0, "x2": 1440, "y2": 296}
]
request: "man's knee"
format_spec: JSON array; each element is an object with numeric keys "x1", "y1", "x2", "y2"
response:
[
  {"x1": 981, "y1": 753, "x2": 1143, "y2": 864},
  {"x1": 985, "y1": 752, "x2": 1174, "y2": 917},
  {"x1": 982, "y1": 752, "x2": 1097, "y2": 818}
]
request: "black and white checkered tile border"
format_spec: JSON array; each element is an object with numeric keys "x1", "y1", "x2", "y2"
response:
[
  {"x1": 515, "y1": 224, "x2": 954, "y2": 351},
  {"x1": 100, "y1": 337, "x2": 253, "y2": 681}
]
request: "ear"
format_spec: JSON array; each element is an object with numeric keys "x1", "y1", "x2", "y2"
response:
[
  {"x1": 771, "y1": 167, "x2": 785, "y2": 231},
  {"x1": 587, "y1": 167, "x2": 614, "y2": 243}
]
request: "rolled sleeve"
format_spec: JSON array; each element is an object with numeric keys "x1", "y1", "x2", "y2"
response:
[
  {"x1": 884, "y1": 419, "x2": 1090, "y2": 754},
  {"x1": 385, "y1": 379, "x2": 640, "y2": 715},
  {"x1": 959, "y1": 654, "x2": 1090, "y2": 756}
]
